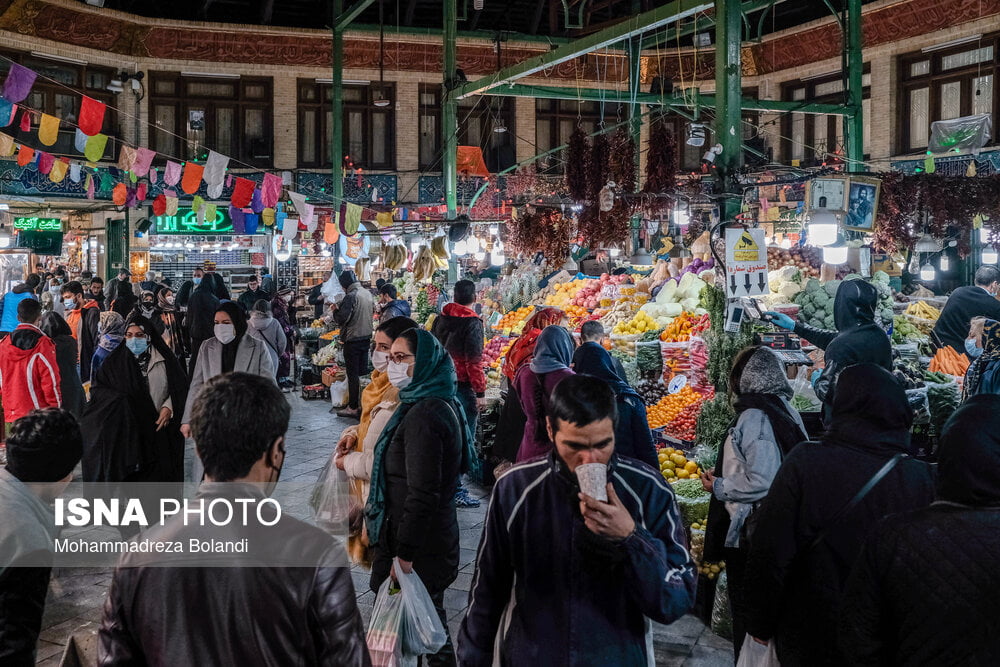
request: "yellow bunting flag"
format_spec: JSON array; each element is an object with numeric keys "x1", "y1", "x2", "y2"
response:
[
  {"x1": 49, "y1": 159, "x2": 68, "y2": 183},
  {"x1": 38, "y1": 114, "x2": 59, "y2": 146}
]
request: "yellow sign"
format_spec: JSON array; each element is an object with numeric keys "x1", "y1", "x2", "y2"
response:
[{"x1": 733, "y1": 231, "x2": 760, "y2": 261}]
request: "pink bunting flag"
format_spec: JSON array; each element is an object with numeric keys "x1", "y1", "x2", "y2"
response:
[
  {"x1": 149, "y1": 167, "x2": 158, "y2": 184},
  {"x1": 78, "y1": 96, "x2": 106, "y2": 136},
  {"x1": 2, "y1": 63, "x2": 36, "y2": 103},
  {"x1": 136, "y1": 183, "x2": 147, "y2": 202},
  {"x1": 37, "y1": 151, "x2": 55, "y2": 175},
  {"x1": 132, "y1": 148, "x2": 155, "y2": 177},
  {"x1": 86, "y1": 173, "x2": 95, "y2": 200},
  {"x1": 261, "y1": 172, "x2": 282, "y2": 208},
  {"x1": 164, "y1": 161, "x2": 181, "y2": 186}
]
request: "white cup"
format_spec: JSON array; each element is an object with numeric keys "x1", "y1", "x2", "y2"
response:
[{"x1": 576, "y1": 463, "x2": 608, "y2": 502}]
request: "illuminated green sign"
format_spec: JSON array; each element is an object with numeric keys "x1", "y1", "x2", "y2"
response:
[
  {"x1": 153, "y1": 208, "x2": 233, "y2": 235},
  {"x1": 14, "y1": 217, "x2": 62, "y2": 231}
]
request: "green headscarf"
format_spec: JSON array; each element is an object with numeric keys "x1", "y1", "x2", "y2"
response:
[{"x1": 365, "y1": 328, "x2": 474, "y2": 546}]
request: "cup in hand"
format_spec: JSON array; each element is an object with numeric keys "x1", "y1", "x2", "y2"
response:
[{"x1": 576, "y1": 463, "x2": 608, "y2": 502}]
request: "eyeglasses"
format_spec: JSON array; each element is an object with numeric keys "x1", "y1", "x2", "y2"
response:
[{"x1": 389, "y1": 352, "x2": 415, "y2": 364}]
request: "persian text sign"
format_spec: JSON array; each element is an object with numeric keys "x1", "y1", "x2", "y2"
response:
[{"x1": 725, "y1": 227, "x2": 768, "y2": 297}]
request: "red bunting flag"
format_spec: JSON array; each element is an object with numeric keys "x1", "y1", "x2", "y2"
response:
[
  {"x1": 231, "y1": 177, "x2": 255, "y2": 208},
  {"x1": 78, "y1": 96, "x2": 106, "y2": 136},
  {"x1": 16, "y1": 144, "x2": 33, "y2": 167},
  {"x1": 112, "y1": 182, "x2": 127, "y2": 206},
  {"x1": 19, "y1": 109, "x2": 30, "y2": 133},
  {"x1": 152, "y1": 194, "x2": 167, "y2": 216}
]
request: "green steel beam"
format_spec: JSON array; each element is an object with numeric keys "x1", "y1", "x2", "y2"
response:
[
  {"x1": 332, "y1": 0, "x2": 344, "y2": 207},
  {"x1": 714, "y1": 0, "x2": 743, "y2": 222},
  {"x1": 640, "y1": 0, "x2": 785, "y2": 50},
  {"x1": 478, "y1": 84, "x2": 850, "y2": 115},
  {"x1": 443, "y1": 0, "x2": 458, "y2": 218},
  {"x1": 335, "y1": 0, "x2": 377, "y2": 32},
  {"x1": 455, "y1": 0, "x2": 713, "y2": 99},
  {"x1": 843, "y1": 0, "x2": 864, "y2": 171},
  {"x1": 346, "y1": 23, "x2": 572, "y2": 44}
]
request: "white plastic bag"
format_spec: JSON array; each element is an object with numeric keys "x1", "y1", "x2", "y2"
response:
[
  {"x1": 736, "y1": 636, "x2": 780, "y2": 667},
  {"x1": 321, "y1": 272, "x2": 346, "y2": 305},
  {"x1": 311, "y1": 462, "x2": 351, "y2": 534},
  {"x1": 394, "y1": 558, "x2": 447, "y2": 657},
  {"x1": 367, "y1": 576, "x2": 412, "y2": 667},
  {"x1": 330, "y1": 380, "x2": 349, "y2": 409}
]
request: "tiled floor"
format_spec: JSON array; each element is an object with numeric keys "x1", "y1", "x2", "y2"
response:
[{"x1": 37, "y1": 393, "x2": 734, "y2": 665}]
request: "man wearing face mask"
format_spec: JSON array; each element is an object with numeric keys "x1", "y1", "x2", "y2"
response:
[
  {"x1": 60, "y1": 280, "x2": 101, "y2": 383},
  {"x1": 99, "y1": 373, "x2": 370, "y2": 666},
  {"x1": 459, "y1": 375, "x2": 697, "y2": 666},
  {"x1": 932, "y1": 266, "x2": 1000, "y2": 359},
  {"x1": 0, "y1": 409, "x2": 82, "y2": 666}
]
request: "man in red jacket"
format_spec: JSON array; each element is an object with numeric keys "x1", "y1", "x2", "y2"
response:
[
  {"x1": 0, "y1": 298, "x2": 61, "y2": 425},
  {"x1": 431, "y1": 279, "x2": 486, "y2": 507}
]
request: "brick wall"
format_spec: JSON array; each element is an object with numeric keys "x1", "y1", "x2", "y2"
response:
[{"x1": 0, "y1": 2, "x2": 996, "y2": 202}]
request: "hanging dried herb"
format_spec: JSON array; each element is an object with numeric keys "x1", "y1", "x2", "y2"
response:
[
  {"x1": 508, "y1": 209, "x2": 573, "y2": 266},
  {"x1": 566, "y1": 127, "x2": 590, "y2": 202},
  {"x1": 588, "y1": 133, "x2": 611, "y2": 200},
  {"x1": 504, "y1": 167, "x2": 545, "y2": 202},
  {"x1": 610, "y1": 127, "x2": 637, "y2": 193},
  {"x1": 643, "y1": 120, "x2": 677, "y2": 195}
]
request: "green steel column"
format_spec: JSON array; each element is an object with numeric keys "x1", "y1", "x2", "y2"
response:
[
  {"x1": 843, "y1": 0, "x2": 864, "y2": 172},
  {"x1": 443, "y1": 0, "x2": 459, "y2": 219},
  {"x1": 331, "y1": 0, "x2": 344, "y2": 269},
  {"x1": 714, "y1": 0, "x2": 743, "y2": 222}
]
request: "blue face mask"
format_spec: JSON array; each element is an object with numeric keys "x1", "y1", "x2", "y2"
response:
[
  {"x1": 966, "y1": 338, "x2": 983, "y2": 358},
  {"x1": 63, "y1": 298, "x2": 77, "y2": 311},
  {"x1": 193, "y1": 277, "x2": 202, "y2": 285},
  {"x1": 126, "y1": 338, "x2": 149, "y2": 356}
]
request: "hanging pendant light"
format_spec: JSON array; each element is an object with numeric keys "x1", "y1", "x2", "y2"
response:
[
  {"x1": 919, "y1": 263, "x2": 936, "y2": 281},
  {"x1": 939, "y1": 254, "x2": 950, "y2": 271},
  {"x1": 822, "y1": 242, "x2": 849, "y2": 265},
  {"x1": 373, "y1": 0, "x2": 391, "y2": 108}
]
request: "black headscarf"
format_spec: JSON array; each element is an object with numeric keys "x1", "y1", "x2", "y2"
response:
[
  {"x1": 938, "y1": 394, "x2": 1000, "y2": 506},
  {"x1": 824, "y1": 363, "x2": 913, "y2": 455},
  {"x1": 833, "y1": 279, "x2": 879, "y2": 331},
  {"x1": 572, "y1": 340, "x2": 641, "y2": 401},
  {"x1": 216, "y1": 301, "x2": 247, "y2": 374}
]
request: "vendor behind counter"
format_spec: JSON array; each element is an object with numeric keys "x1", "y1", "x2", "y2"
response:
[{"x1": 931, "y1": 266, "x2": 1000, "y2": 356}]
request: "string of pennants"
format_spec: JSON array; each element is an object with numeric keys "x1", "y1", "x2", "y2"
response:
[{"x1": 0, "y1": 59, "x2": 457, "y2": 240}]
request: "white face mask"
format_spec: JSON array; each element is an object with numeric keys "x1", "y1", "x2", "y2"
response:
[
  {"x1": 214, "y1": 323, "x2": 236, "y2": 344},
  {"x1": 371, "y1": 350, "x2": 390, "y2": 373},
  {"x1": 387, "y1": 360, "x2": 413, "y2": 389}
]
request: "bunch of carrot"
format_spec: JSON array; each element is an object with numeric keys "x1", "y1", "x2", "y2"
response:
[{"x1": 929, "y1": 346, "x2": 970, "y2": 376}]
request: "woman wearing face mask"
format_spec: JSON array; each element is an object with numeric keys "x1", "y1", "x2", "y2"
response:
[
  {"x1": 90, "y1": 311, "x2": 126, "y2": 378},
  {"x1": 366, "y1": 328, "x2": 473, "y2": 664},
  {"x1": 321, "y1": 316, "x2": 418, "y2": 566},
  {"x1": 137, "y1": 290, "x2": 158, "y2": 320},
  {"x1": 181, "y1": 302, "x2": 275, "y2": 440},
  {"x1": 513, "y1": 325, "x2": 576, "y2": 462},
  {"x1": 151, "y1": 286, "x2": 187, "y2": 365},
  {"x1": 246, "y1": 299, "x2": 287, "y2": 380},
  {"x1": 270, "y1": 287, "x2": 297, "y2": 388},
  {"x1": 964, "y1": 316, "x2": 986, "y2": 360},
  {"x1": 79, "y1": 316, "x2": 187, "y2": 483}
]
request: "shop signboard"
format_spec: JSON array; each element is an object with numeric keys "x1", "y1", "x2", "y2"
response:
[
  {"x1": 153, "y1": 208, "x2": 233, "y2": 235},
  {"x1": 725, "y1": 227, "x2": 768, "y2": 298},
  {"x1": 13, "y1": 217, "x2": 63, "y2": 231}
]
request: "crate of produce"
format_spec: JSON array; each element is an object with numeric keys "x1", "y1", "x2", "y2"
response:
[{"x1": 301, "y1": 384, "x2": 330, "y2": 401}]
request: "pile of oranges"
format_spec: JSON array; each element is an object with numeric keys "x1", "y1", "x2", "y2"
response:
[
  {"x1": 647, "y1": 385, "x2": 706, "y2": 428},
  {"x1": 496, "y1": 306, "x2": 534, "y2": 333}
]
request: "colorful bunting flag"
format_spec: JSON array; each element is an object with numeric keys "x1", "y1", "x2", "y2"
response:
[
  {"x1": 132, "y1": 147, "x2": 155, "y2": 177},
  {"x1": 149, "y1": 167, "x2": 157, "y2": 184},
  {"x1": 19, "y1": 109, "x2": 30, "y2": 133},
  {"x1": 69, "y1": 163, "x2": 81, "y2": 183},
  {"x1": 153, "y1": 194, "x2": 167, "y2": 216},
  {"x1": 341, "y1": 203, "x2": 362, "y2": 236},
  {"x1": 36, "y1": 151, "x2": 54, "y2": 174},
  {"x1": 250, "y1": 188, "x2": 263, "y2": 214},
  {"x1": 78, "y1": 96, "x2": 106, "y2": 136},
  {"x1": 0, "y1": 133, "x2": 13, "y2": 157},
  {"x1": 112, "y1": 182, "x2": 127, "y2": 206},
  {"x1": 86, "y1": 173, "x2": 95, "y2": 199},
  {"x1": 245, "y1": 213, "x2": 259, "y2": 235},
  {"x1": 192, "y1": 195, "x2": 205, "y2": 214},
  {"x1": 262, "y1": 208, "x2": 275, "y2": 226},
  {"x1": 74, "y1": 128, "x2": 88, "y2": 153},
  {"x1": 164, "y1": 161, "x2": 181, "y2": 186},
  {"x1": 261, "y1": 172, "x2": 282, "y2": 208},
  {"x1": 49, "y1": 158, "x2": 68, "y2": 183},
  {"x1": 136, "y1": 183, "x2": 147, "y2": 202},
  {"x1": 204, "y1": 203, "x2": 217, "y2": 222},
  {"x1": 324, "y1": 220, "x2": 340, "y2": 245},
  {"x1": 0, "y1": 99, "x2": 14, "y2": 127},
  {"x1": 181, "y1": 162, "x2": 204, "y2": 195},
  {"x1": 117, "y1": 145, "x2": 137, "y2": 171},
  {"x1": 231, "y1": 177, "x2": 255, "y2": 208},
  {"x1": 203, "y1": 151, "x2": 228, "y2": 188},
  {"x1": 2, "y1": 63, "x2": 36, "y2": 103},
  {"x1": 165, "y1": 195, "x2": 179, "y2": 216},
  {"x1": 83, "y1": 134, "x2": 108, "y2": 163},
  {"x1": 282, "y1": 217, "x2": 299, "y2": 240},
  {"x1": 230, "y1": 206, "x2": 246, "y2": 233}
]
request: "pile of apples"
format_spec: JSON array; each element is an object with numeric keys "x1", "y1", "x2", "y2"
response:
[
  {"x1": 569, "y1": 274, "x2": 633, "y2": 309},
  {"x1": 482, "y1": 336, "x2": 512, "y2": 368}
]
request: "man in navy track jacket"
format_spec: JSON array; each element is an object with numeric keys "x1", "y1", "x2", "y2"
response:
[{"x1": 458, "y1": 374, "x2": 696, "y2": 666}]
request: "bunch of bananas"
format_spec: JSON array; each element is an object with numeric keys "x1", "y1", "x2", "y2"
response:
[
  {"x1": 354, "y1": 257, "x2": 371, "y2": 281},
  {"x1": 413, "y1": 245, "x2": 440, "y2": 283},
  {"x1": 431, "y1": 235, "x2": 450, "y2": 260},
  {"x1": 383, "y1": 243, "x2": 407, "y2": 270}
]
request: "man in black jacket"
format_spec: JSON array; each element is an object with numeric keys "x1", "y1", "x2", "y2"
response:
[
  {"x1": 931, "y1": 265, "x2": 1000, "y2": 356},
  {"x1": 99, "y1": 373, "x2": 370, "y2": 666},
  {"x1": 238, "y1": 276, "x2": 268, "y2": 314},
  {"x1": 0, "y1": 409, "x2": 81, "y2": 667},
  {"x1": 840, "y1": 393, "x2": 1000, "y2": 665},
  {"x1": 767, "y1": 279, "x2": 891, "y2": 419}
]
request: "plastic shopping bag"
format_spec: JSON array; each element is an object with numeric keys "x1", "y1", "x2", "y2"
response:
[
  {"x1": 394, "y1": 558, "x2": 448, "y2": 657},
  {"x1": 330, "y1": 380, "x2": 349, "y2": 409},
  {"x1": 310, "y1": 461, "x2": 351, "y2": 534},
  {"x1": 367, "y1": 576, "x2": 413, "y2": 667},
  {"x1": 320, "y1": 272, "x2": 345, "y2": 305},
  {"x1": 736, "y1": 635, "x2": 780, "y2": 667}
]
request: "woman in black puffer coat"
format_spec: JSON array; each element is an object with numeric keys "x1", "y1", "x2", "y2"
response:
[
  {"x1": 744, "y1": 364, "x2": 935, "y2": 666},
  {"x1": 840, "y1": 394, "x2": 1000, "y2": 665}
]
